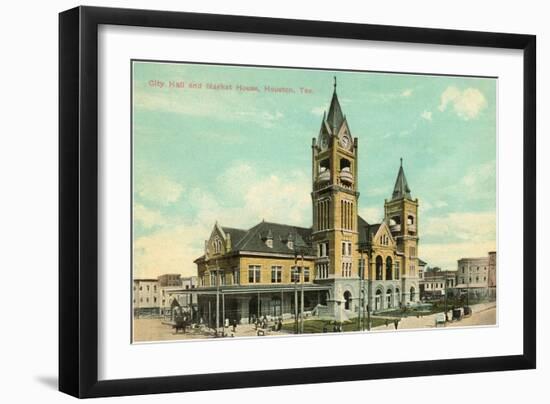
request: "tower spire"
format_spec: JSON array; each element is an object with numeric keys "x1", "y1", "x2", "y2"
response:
[
  {"x1": 391, "y1": 158, "x2": 412, "y2": 200},
  {"x1": 326, "y1": 77, "x2": 344, "y2": 134}
]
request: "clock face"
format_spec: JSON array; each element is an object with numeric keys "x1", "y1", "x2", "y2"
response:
[{"x1": 340, "y1": 133, "x2": 351, "y2": 149}]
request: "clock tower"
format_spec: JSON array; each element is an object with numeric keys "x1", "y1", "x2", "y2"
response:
[{"x1": 311, "y1": 78, "x2": 360, "y2": 313}]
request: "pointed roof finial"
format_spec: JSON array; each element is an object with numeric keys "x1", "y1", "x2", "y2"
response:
[
  {"x1": 326, "y1": 77, "x2": 344, "y2": 133},
  {"x1": 391, "y1": 158, "x2": 412, "y2": 201}
]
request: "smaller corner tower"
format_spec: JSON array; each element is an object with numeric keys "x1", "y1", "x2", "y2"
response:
[{"x1": 384, "y1": 158, "x2": 420, "y2": 304}]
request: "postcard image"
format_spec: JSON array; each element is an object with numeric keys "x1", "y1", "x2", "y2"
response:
[{"x1": 131, "y1": 61, "x2": 497, "y2": 343}]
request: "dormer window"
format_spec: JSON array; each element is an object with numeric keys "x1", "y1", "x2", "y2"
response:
[
  {"x1": 262, "y1": 229, "x2": 274, "y2": 248},
  {"x1": 282, "y1": 232, "x2": 294, "y2": 250}
]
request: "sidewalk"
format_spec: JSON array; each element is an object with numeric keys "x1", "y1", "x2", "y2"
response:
[{"x1": 372, "y1": 302, "x2": 497, "y2": 331}]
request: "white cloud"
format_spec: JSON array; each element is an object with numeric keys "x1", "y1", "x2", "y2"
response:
[
  {"x1": 421, "y1": 110, "x2": 432, "y2": 121},
  {"x1": 422, "y1": 211, "x2": 496, "y2": 243},
  {"x1": 419, "y1": 199, "x2": 448, "y2": 214},
  {"x1": 135, "y1": 174, "x2": 184, "y2": 206},
  {"x1": 421, "y1": 240, "x2": 496, "y2": 271},
  {"x1": 311, "y1": 106, "x2": 326, "y2": 116},
  {"x1": 134, "y1": 161, "x2": 313, "y2": 278},
  {"x1": 134, "y1": 222, "x2": 207, "y2": 278},
  {"x1": 236, "y1": 110, "x2": 284, "y2": 128},
  {"x1": 401, "y1": 89, "x2": 413, "y2": 97},
  {"x1": 217, "y1": 161, "x2": 311, "y2": 227},
  {"x1": 420, "y1": 211, "x2": 496, "y2": 269},
  {"x1": 460, "y1": 161, "x2": 496, "y2": 199},
  {"x1": 438, "y1": 86, "x2": 488, "y2": 120},
  {"x1": 134, "y1": 90, "x2": 283, "y2": 128},
  {"x1": 133, "y1": 204, "x2": 165, "y2": 229},
  {"x1": 359, "y1": 206, "x2": 384, "y2": 223}
]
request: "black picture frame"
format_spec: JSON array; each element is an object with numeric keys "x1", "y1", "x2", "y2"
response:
[{"x1": 59, "y1": 5, "x2": 536, "y2": 398}]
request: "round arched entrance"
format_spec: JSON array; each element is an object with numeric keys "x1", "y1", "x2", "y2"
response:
[
  {"x1": 410, "y1": 286, "x2": 416, "y2": 302},
  {"x1": 386, "y1": 288, "x2": 393, "y2": 308},
  {"x1": 375, "y1": 289, "x2": 382, "y2": 311},
  {"x1": 344, "y1": 291, "x2": 352, "y2": 310}
]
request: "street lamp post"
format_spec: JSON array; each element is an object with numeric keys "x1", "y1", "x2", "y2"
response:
[
  {"x1": 358, "y1": 249, "x2": 364, "y2": 331},
  {"x1": 367, "y1": 253, "x2": 372, "y2": 331},
  {"x1": 294, "y1": 253, "x2": 298, "y2": 334},
  {"x1": 215, "y1": 259, "x2": 221, "y2": 337},
  {"x1": 357, "y1": 242, "x2": 371, "y2": 331}
]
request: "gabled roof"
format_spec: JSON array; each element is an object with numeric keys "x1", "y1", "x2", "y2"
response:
[
  {"x1": 222, "y1": 221, "x2": 314, "y2": 256},
  {"x1": 357, "y1": 216, "x2": 384, "y2": 245},
  {"x1": 391, "y1": 158, "x2": 412, "y2": 200},
  {"x1": 221, "y1": 226, "x2": 247, "y2": 247},
  {"x1": 358, "y1": 215, "x2": 369, "y2": 245}
]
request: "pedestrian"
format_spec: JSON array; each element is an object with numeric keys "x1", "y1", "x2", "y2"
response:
[
  {"x1": 175, "y1": 309, "x2": 184, "y2": 334},
  {"x1": 232, "y1": 319, "x2": 237, "y2": 333}
]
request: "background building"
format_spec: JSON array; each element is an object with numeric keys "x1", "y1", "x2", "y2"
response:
[
  {"x1": 419, "y1": 268, "x2": 457, "y2": 300},
  {"x1": 456, "y1": 251, "x2": 497, "y2": 300},
  {"x1": 133, "y1": 278, "x2": 160, "y2": 317},
  {"x1": 133, "y1": 275, "x2": 198, "y2": 317},
  {"x1": 488, "y1": 251, "x2": 497, "y2": 298},
  {"x1": 457, "y1": 257, "x2": 489, "y2": 289}
]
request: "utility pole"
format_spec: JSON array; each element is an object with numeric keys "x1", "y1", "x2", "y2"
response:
[
  {"x1": 367, "y1": 252, "x2": 372, "y2": 331},
  {"x1": 358, "y1": 249, "x2": 364, "y2": 331},
  {"x1": 216, "y1": 260, "x2": 220, "y2": 337},
  {"x1": 222, "y1": 292, "x2": 225, "y2": 337},
  {"x1": 300, "y1": 251, "x2": 305, "y2": 334},
  {"x1": 444, "y1": 274, "x2": 448, "y2": 323}
]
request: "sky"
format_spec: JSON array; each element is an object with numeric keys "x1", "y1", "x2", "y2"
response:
[{"x1": 132, "y1": 61, "x2": 497, "y2": 278}]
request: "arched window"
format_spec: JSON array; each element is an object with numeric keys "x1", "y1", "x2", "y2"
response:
[
  {"x1": 375, "y1": 289, "x2": 382, "y2": 311},
  {"x1": 213, "y1": 238, "x2": 222, "y2": 254},
  {"x1": 376, "y1": 256, "x2": 383, "y2": 280},
  {"x1": 386, "y1": 289, "x2": 393, "y2": 308},
  {"x1": 386, "y1": 257, "x2": 393, "y2": 280},
  {"x1": 410, "y1": 286, "x2": 416, "y2": 302},
  {"x1": 340, "y1": 158, "x2": 351, "y2": 170},
  {"x1": 344, "y1": 291, "x2": 352, "y2": 310}
]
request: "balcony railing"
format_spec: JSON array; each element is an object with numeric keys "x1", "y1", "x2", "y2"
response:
[
  {"x1": 339, "y1": 170, "x2": 353, "y2": 184},
  {"x1": 390, "y1": 224, "x2": 401, "y2": 232},
  {"x1": 317, "y1": 170, "x2": 330, "y2": 183}
]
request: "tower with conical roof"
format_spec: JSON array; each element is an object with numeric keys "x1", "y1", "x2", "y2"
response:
[
  {"x1": 311, "y1": 77, "x2": 359, "y2": 312},
  {"x1": 384, "y1": 159, "x2": 420, "y2": 304}
]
